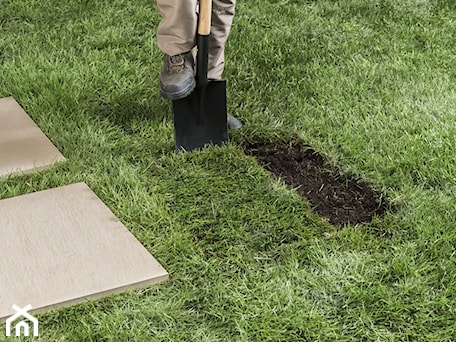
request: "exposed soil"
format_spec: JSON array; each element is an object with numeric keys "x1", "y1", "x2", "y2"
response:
[{"x1": 244, "y1": 140, "x2": 388, "y2": 227}]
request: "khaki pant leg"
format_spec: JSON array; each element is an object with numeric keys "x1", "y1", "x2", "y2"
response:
[
  {"x1": 208, "y1": 0, "x2": 236, "y2": 79},
  {"x1": 156, "y1": 0, "x2": 198, "y2": 56},
  {"x1": 157, "y1": 0, "x2": 235, "y2": 78}
]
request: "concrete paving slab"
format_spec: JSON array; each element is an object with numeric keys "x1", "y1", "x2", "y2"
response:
[
  {"x1": 0, "y1": 182, "x2": 168, "y2": 323},
  {"x1": 0, "y1": 97, "x2": 65, "y2": 178}
]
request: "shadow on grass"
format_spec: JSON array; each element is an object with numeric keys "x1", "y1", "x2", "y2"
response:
[{"x1": 86, "y1": 89, "x2": 172, "y2": 135}]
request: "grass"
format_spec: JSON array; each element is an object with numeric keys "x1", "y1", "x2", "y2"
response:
[{"x1": 1, "y1": 0, "x2": 456, "y2": 340}]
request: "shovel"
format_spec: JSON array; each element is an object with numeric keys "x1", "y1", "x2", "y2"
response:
[{"x1": 172, "y1": 0, "x2": 229, "y2": 151}]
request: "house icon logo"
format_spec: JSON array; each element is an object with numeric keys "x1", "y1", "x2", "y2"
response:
[{"x1": 5, "y1": 304, "x2": 39, "y2": 337}]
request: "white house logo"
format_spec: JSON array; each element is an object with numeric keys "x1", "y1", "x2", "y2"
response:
[{"x1": 5, "y1": 304, "x2": 39, "y2": 337}]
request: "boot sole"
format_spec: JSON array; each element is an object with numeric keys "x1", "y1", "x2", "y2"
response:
[{"x1": 159, "y1": 78, "x2": 196, "y2": 101}]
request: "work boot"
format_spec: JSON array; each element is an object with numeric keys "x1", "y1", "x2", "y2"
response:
[
  {"x1": 159, "y1": 52, "x2": 196, "y2": 100},
  {"x1": 227, "y1": 114, "x2": 242, "y2": 130}
]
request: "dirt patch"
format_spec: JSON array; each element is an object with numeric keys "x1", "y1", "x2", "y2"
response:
[{"x1": 244, "y1": 140, "x2": 388, "y2": 227}]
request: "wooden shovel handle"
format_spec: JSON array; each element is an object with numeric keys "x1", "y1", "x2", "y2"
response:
[{"x1": 198, "y1": 0, "x2": 212, "y2": 35}]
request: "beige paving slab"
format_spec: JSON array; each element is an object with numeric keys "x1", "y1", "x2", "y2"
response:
[
  {"x1": 0, "y1": 182, "x2": 168, "y2": 323},
  {"x1": 0, "y1": 97, "x2": 65, "y2": 178}
]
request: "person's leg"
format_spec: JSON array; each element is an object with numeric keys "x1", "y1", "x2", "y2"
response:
[
  {"x1": 156, "y1": 0, "x2": 241, "y2": 130},
  {"x1": 209, "y1": 0, "x2": 241, "y2": 129},
  {"x1": 157, "y1": 0, "x2": 198, "y2": 56},
  {"x1": 157, "y1": 0, "x2": 198, "y2": 100},
  {"x1": 208, "y1": 0, "x2": 236, "y2": 80}
]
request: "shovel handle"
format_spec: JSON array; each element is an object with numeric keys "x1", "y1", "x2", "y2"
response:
[
  {"x1": 196, "y1": 0, "x2": 212, "y2": 85},
  {"x1": 198, "y1": 0, "x2": 212, "y2": 35}
]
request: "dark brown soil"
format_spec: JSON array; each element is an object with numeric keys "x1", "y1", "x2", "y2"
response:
[{"x1": 244, "y1": 140, "x2": 388, "y2": 227}]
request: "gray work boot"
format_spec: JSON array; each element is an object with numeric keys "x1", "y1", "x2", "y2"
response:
[
  {"x1": 159, "y1": 52, "x2": 196, "y2": 100},
  {"x1": 227, "y1": 114, "x2": 242, "y2": 130}
]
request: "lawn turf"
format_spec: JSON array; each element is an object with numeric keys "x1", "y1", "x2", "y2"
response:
[{"x1": 1, "y1": 0, "x2": 456, "y2": 340}]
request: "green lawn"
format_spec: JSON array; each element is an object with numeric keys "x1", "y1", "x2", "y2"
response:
[{"x1": 1, "y1": 0, "x2": 456, "y2": 340}]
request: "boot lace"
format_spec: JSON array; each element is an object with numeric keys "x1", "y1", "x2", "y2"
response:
[{"x1": 168, "y1": 54, "x2": 186, "y2": 73}]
